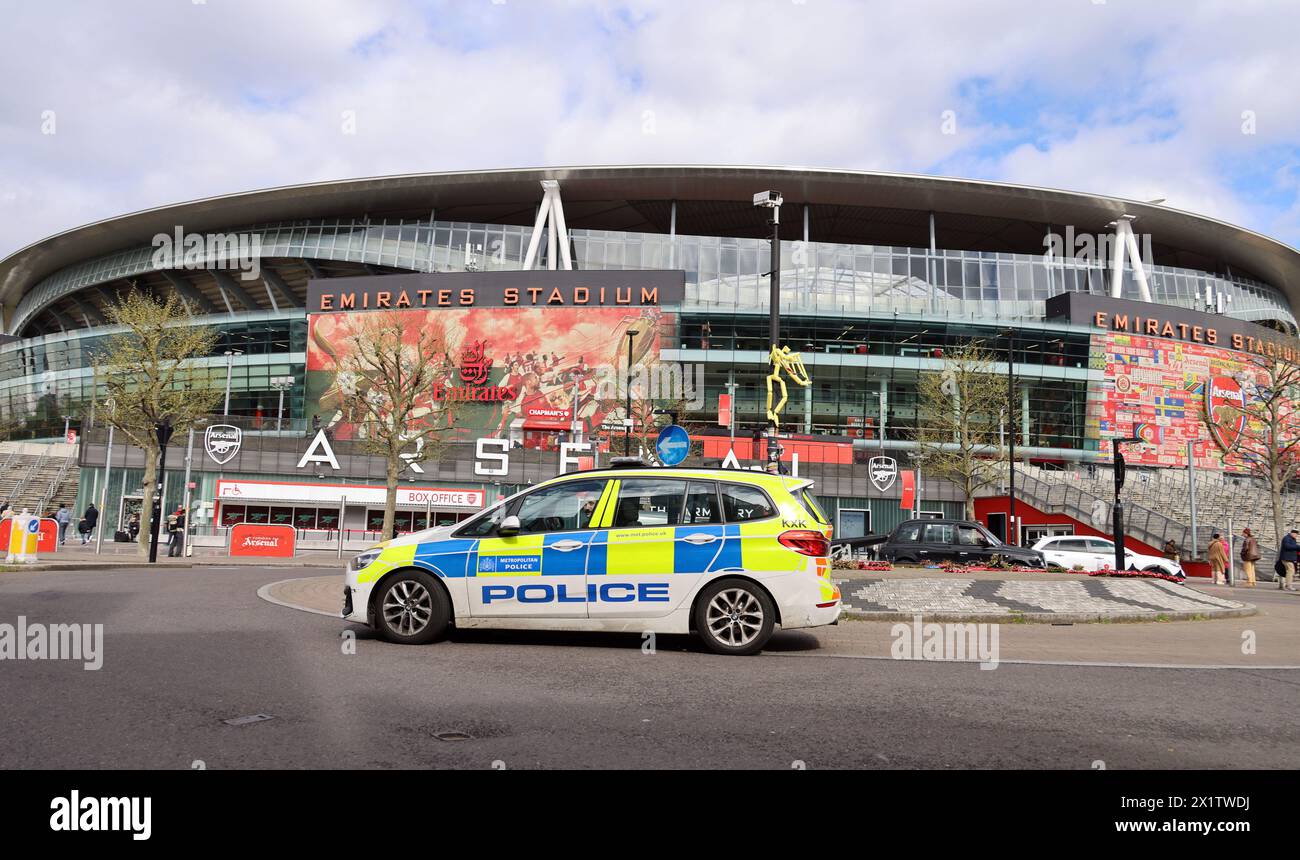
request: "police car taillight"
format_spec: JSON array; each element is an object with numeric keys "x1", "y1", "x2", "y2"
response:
[{"x1": 778, "y1": 530, "x2": 829, "y2": 557}]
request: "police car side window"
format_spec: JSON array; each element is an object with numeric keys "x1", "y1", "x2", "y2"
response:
[
  {"x1": 458, "y1": 504, "x2": 505, "y2": 537},
  {"x1": 719, "y1": 483, "x2": 775, "y2": 522},
  {"x1": 681, "y1": 481, "x2": 721, "y2": 524},
  {"x1": 613, "y1": 479, "x2": 686, "y2": 528},
  {"x1": 516, "y1": 479, "x2": 608, "y2": 534}
]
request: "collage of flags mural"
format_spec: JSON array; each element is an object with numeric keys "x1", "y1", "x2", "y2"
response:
[{"x1": 1087, "y1": 331, "x2": 1263, "y2": 470}]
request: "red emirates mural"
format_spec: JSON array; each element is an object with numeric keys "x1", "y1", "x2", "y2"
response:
[{"x1": 306, "y1": 307, "x2": 664, "y2": 441}]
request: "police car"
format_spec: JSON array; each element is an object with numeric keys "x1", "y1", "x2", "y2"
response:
[{"x1": 342, "y1": 463, "x2": 841, "y2": 655}]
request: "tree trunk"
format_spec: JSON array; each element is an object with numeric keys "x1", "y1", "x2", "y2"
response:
[
  {"x1": 1271, "y1": 461, "x2": 1285, "y2": 553},
  {"x1": 137, "y1": 443, "x2": 157, "y2": 558},
  {"x1": 383, "y1": 456, "x2": 400, "y2": 541}
]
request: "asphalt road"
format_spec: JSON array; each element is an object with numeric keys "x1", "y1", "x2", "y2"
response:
[{"x1": 1, "y1": 564, "x2": 1297, "y2": 769}]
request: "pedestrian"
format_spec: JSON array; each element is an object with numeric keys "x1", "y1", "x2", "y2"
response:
[
  {"x1": 1239, "y1": 528, "x2": 1260, "y2": 588},
  {"x1": 1163, "y1": 538, "x2": 1179, "y2": 562},
  {"x1": 1280, "y1": 529, "x2": 1299, "y2": 591},
  {"x1": 1208, "y1": 532, "x2": 1228, "y2": 585},
  {"x1": 167, "y1": 507, "x2": 186, "y2": 557},
  {"x1": 54, "y1": 503, "x2": 71, "y2": 545},
  {"x1": 81, "y1": 502, "x2": 98, "y2": 544}
]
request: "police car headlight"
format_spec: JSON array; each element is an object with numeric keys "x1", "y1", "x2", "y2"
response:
[{"x1": 349, "y1": 550, "x2": 381, "y2": 572}]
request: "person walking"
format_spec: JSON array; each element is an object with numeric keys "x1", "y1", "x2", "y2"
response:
[
  {"x1": 1239, "y1": 528, "x2": 1260, "y2": 587},
  {"x1": 54, "y1": 504, "x2": 71, "y2": 545},
  {"x1": 167, "y1": 507, "x2": 186, "y2": 557},
  {"x1": 1280, "y1": 529, "x2": 1299, "y2": 591},
  {"x1": 1208, "y1": 532, "x2": 1228, "y2": 585},
  {"x1": 81, "y1": 502, "x2": 98, "y2": 545}
]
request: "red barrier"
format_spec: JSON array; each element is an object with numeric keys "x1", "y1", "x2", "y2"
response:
[
  {"x1": 229, "y1": 523, "x2": 296, "y2": 558},
  {"x1": 0, "y1": 518, "x2": 59, "y2": 553}
]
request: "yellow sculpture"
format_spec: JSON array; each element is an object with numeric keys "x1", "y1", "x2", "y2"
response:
[{"x1": 765, "y1": 345, "x2": 811, "y2": 429}]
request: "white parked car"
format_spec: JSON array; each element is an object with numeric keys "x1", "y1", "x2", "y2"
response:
[{"x1": 1031, "y1": 535, "x2": 1185, "y2": 578}]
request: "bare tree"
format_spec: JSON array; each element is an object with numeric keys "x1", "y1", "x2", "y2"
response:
[
  {"x1": 94, "y1": 292, "x2": 221, "y2": 556},
  {"x1": 335, "y1": 313, "x2": 456, "y2": 539},
  {"x1": 914, "y1": 341, "x2": 1014, "y2": 519},
  {"x1": 1218, "y1": 350, "x2": 1300, "y2": 546}
]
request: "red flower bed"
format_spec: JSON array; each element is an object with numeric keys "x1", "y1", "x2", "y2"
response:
[{"x1": 1088, "y1": 567, "x2": 1184, "y2": 584}]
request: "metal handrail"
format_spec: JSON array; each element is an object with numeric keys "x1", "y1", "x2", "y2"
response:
[
  {"x1": 6, "y1": 449, "x2": 49, "y2": 512},
  {"x1": 37, "y1": 454, "x2": 76, "y2": 515},
  {"x1": 1013, "y1": 468, "x2": 1280, "y2": 562}
]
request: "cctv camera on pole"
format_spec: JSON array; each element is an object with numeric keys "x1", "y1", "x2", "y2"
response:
[{"x1": 754, "y1": 190, "x2": 783, "y2": 465}]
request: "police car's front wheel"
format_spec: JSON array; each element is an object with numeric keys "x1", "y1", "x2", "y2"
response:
[
  {"x1": 375, "y1": 570, "x2": 451, "y2": 645},
  {"x1": 695, "y1": 579, "x2": 775, "y2": 656}
]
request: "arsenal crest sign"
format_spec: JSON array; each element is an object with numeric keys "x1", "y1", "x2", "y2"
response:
[
  {"x1": 204, "y1": 424, "x2": 242, "y2": 465},
  {"x1": 1205, "y1": 376, "x2": 1247, "y2": 452},
  {"x1": 869, "y1": 455, "x2": 898, "y2": 492}
]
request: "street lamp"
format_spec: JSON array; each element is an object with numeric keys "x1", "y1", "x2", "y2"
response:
[
  {"x1": 624, "y1": 330, "x2": 639, "y2": 455},
  {"x1": 754, "y1": 190, "x2": 783, "y2": 464},
  {"x1": 148, "y1": 417, "x2": 174, "y2": 564},
  {"x1": 270, "y1": 375, "x2": 294, "y2": 431},
  {"x1": 222, "y1": 350, "x2": 243, "y2": 417},
  {"x1": 1112, "y1": 436, "x2": 1143, "y2": 572},
  {"x1": 1004, "y1": 331, "x2": 1018, "y2": 545}
]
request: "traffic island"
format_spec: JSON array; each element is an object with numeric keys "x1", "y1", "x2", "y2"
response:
[{"x1": 837, "y1": 576, "x2": 1255, "y2": 623}]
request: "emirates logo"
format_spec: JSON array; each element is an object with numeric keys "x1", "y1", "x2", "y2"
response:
[{"x1": 459, "y1": 340, "x2": 493, "y2": 386}]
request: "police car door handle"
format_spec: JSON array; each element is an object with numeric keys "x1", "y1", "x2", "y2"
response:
[
  {"x1": 550, "y1": 539, "x2": 585, "y2": 552},
  {"x1": 682, "y1": 533, "x2": 718, "y2": 545}
]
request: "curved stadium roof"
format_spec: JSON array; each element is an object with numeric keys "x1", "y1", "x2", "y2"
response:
[{"x1": 3, "y1": 165, "x2": 1299, "y2": 335}]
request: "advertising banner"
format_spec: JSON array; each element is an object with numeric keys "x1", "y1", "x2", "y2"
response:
[
  {"x1": 306, "y1": 306, "x2": 664, "y2": 442},
  {"x1": 1087, "y1": 330, "x2": 1289, "y2": 470},
  {"x1": 216, "y1": 479, "x2": 486, "y2": 509},
  {"x1": 229, "y1": 523, "x2": 296, "y2": 558}
]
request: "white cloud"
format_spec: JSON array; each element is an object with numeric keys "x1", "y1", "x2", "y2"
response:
[{"x1": 0, "y1": 0, "x2": 1297, "y2": 261}]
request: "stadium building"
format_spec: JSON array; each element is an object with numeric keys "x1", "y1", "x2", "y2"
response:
[{"x1": 0, "y1": 166, "x2": 1297, "y2": 558}]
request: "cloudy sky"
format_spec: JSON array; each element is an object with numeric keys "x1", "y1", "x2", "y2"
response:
[{"x1": 2, "y1": 0, "x2": 1298, "y2": 256}]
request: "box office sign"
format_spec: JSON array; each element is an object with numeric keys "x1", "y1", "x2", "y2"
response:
[
  {"x1": 308, "y1": 270, "x2": 686, "y2": 314},
  {"x1": 216, "y1": 479, "x2": 486, "y2": 509}
]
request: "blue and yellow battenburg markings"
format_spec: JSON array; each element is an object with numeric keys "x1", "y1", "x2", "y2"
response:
[
  {"x1": 364, "y1": 526, "x2": 773, "y2": 580},
  {"x1": 357, "y1": 483, "x2": 826, "y2": 596}
]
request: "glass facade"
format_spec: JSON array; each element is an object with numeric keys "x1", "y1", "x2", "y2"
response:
[
  {"x1": 3, "y1": 211, "x2": 1293, "y2": 463},
  {"x1": 0, "y1": 315, "x2": 306, "y2": 438},
  {"x1": 13, "y1": 215, "x2": 1297, "y2": 335}
]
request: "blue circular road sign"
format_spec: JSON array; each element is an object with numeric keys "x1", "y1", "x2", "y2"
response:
[{"x1": 655, "y1": 424, "x2": 691, "y2": 466}]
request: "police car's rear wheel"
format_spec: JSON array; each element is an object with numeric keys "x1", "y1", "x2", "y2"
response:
[
  {"x1": 695, "y1": 579, "x2": 775, "y2": 656},
  {"x1": 376, "y1": 570, "x2": 450, "y2": 645}
]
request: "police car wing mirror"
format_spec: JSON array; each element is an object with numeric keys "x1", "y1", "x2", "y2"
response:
[{"x1": 498, "y1": 515, "x2": 521, "y2": 537}]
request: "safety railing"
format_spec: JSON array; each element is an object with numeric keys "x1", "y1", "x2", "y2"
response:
[
  {"x1": 36, "y1": 454, "x2": 76, "y2": 516},
  {"x1": 1013, "y1": 468, "x2": 1279, "y2": 563}
]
